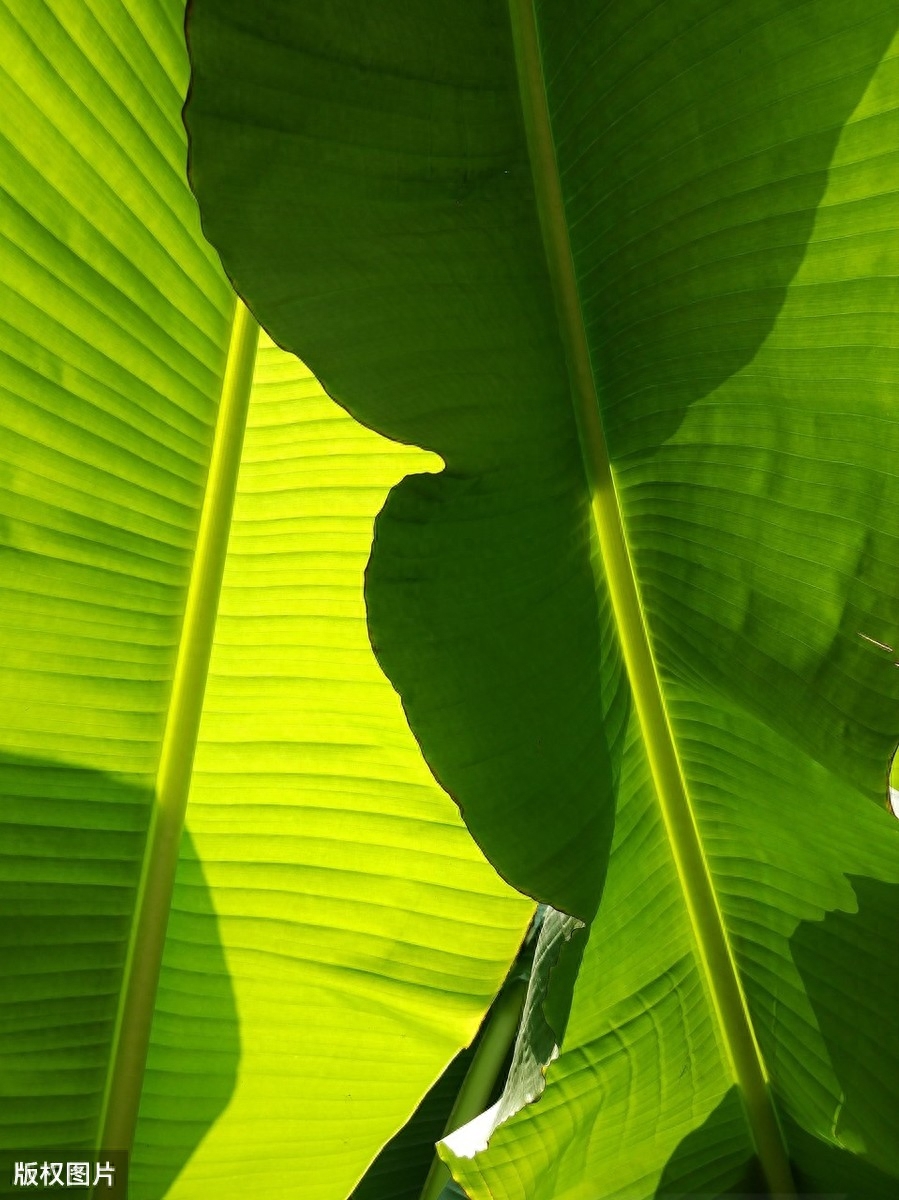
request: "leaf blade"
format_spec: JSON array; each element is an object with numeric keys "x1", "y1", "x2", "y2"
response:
[
  {"x1": 0, "y1": 6, "x2": 534, "y2": 1195},
  {"x1": 184, "y1": 0, "x2": 623, "y2": 922},
  {"x1": 184, "y1": 1, "x2": 899, "y2": 1196},
  {"x1": 0, "y1": 0, "x2": 233, "y2": 1164},
  {"x1": 133, "y1": 335, "x2": 533, "y2": 1200}
]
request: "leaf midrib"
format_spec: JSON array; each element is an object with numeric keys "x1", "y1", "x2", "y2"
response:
[
  {"x1": 96, "y1": 299, "x2": 259, "y2": 1156},
  {"x1": 506, "y1": 1, "x2": 795, "y2": 1193}
]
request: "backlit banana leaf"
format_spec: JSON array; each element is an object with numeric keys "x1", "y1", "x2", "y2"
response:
[
  {"x1": 0, "y1": 4, "x2": 532, "y2": 1199},
  {"x1": 184, "y1": 1, "x2": 899, "y2": 1197}
]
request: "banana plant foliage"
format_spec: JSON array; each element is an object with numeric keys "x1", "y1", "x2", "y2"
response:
[
  {"x1": 183, "y1": 1, "x2": 899, "y2": 1198},
  {"x1": 0, "y1": 3, "x2": 532, "y2": 1199},
  {"x1": 3, "y1": 1, "x2": 899, "y2": 1199}
]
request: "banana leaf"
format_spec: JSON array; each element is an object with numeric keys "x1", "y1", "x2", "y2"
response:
[
  {"x1": 183, "y1": 1, "x2": 899, "y2": 1197},
  {"x1": 0, "y1": 4, "x2": 532, "y2": 1198}
]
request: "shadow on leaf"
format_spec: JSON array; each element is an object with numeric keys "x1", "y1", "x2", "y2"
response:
[
  {"x1": 0, "y1": 751, "x2": 238, "y2": 1200},
  {"x1": 653, "y1": 1086, "x2": 764, "y2": 1198},
  {"x1": 573, "y1": 2, "x2": 899, "y2": 459},
  {"x1": 787, "y1": 875, "x2": 899, "y2": 1195}
]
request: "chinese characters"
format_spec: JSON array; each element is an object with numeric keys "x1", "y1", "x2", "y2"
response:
[{"x1": 12, "y1": 1161, "x2": 115, "y2": 1189}]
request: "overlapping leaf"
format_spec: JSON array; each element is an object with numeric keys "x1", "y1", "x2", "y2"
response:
[{"x1": 184, "y1": 1, "x2": 899, "y2": 1196}]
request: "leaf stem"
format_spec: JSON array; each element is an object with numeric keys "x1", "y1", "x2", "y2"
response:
[
  {"x1": 506, "y1": 2, "x2": 795, "y2": 1194},
  {"x1": 96, "y1": 299, "x2": 259, "y2": 1157},
  {"x1": 419, "y1": 980, "x2": 528, "y2": 1200}
]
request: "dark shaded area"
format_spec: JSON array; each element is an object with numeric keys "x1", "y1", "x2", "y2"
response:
[
  {"x1": 788, "y1": 876, "x2": 899, "y2": 1191},
  {"x1": 436, "y1": 1181, "x2": 469, "y2": 1200},
  {"x1": 780, "y1": 1113, "x2": 894, "y2": 1200},
  {"x1": 654, "y1": 1087, "x2": 763, "y2": 1198},
  {"x1": 0, "y1": 752, "x2": 238, "y2": 1200},
  {"x1": 184, "y1": 0, "x2": 624, "y2": 922},
  {"x1": 546, "y1": 0, "x2": 899, "y2": 459},
  {"x1": 129, "y1": 836, "x2": 240, "y2": 1200},
  {"x1": 366, "y1": 468, "x2": 617, "y2": 923}
]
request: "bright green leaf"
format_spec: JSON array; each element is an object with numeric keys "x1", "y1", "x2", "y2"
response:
[{"x1": 0, "y1": 4, "x2": 532, "y2": 1198}]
